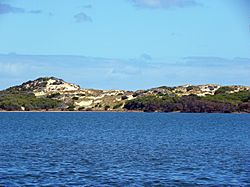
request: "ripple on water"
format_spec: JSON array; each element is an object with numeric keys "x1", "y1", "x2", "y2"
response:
[{"x1": 0, "y1": 112, "x2": 249, "y2": 186}]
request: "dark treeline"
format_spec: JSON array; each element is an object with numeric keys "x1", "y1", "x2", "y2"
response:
[{"x1": 124, "y1": 91, "x2": 250, "y2": 113}]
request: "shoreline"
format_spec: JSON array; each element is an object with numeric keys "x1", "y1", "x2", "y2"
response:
[
  {"x1": 0, "y1": 110, "x2": 248, "y2": 114},
  {"x1": 0, "y1": 110, "x2": 143, "y2": 113}
]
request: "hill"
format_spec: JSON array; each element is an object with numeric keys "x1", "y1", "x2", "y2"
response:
[{"x1": 0, "y1": 77, "x2": 249, "y2": 113}]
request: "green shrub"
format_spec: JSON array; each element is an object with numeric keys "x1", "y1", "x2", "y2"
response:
[
  {"x1": 186, "y1": 86, "x2": 195, "y2": 91},
  {"x1": 113, "y1": 103, "x2": 123, "y2": 109},
  {"x1": 215, "y1": 86, "x2": 235, "y2": 95},
  {"x1": 0, "y1": 91, "x2": 61, "y2": 111},
  {"x1": 121, "y1": 96, "x2": 128, "y2": 100},
  {"x1": 78, "y1": 107, "x2": 85, "y2": 111},
  {"x1": 201, "y1": 91, "x2": 250, "y2": 104},
  {"x1": 104, "y1": 105, "x2": 110, "y2": 110},
  {"x1": 67, "y1": 104, "x2": 75, "y2": 111},
  {"x1": 47, "y1": 93, "x2": 60, "y2": 98}
]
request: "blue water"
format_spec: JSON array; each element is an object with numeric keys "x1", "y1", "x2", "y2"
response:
[{"x1": 0, "y1": 113, "x2": 249, "y2": 186}]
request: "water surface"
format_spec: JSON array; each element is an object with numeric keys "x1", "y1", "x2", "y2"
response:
[{"x1": 0, "y1": 112, "x2": 249, "y2": 186}]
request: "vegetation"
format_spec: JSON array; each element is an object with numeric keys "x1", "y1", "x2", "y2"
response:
[
  {"x1": 157, "y1": 86, "x2": 175, "y2": 91},
  {"x1": 186, "y1": 86, "x2": 195, "y2": 91},
  {"x1": 0, "y1": 77, "x2": 249, "y2": 113},
  {"x1": 201, "y1": 91, "x2": 250, "y2": 104},
  {"x1": 121, "y1": 95, "x2": 128, "y2": 100},
  {"x1": 0, "y1": 91, "x2": 61, "y2": 111},
  {"x1": 78, "y1": 107, "x2": 85, "y2": 111},
  {"x1": 47, "y1": 93, "x2": 60, "y2": 98},
  {"x1": 215, "y1": 86, "x2": 235, "y2": 95},
  {"x1": 67, "y1": 105, "x2": 75, "y2": 111},
  {"x1": 124, "y1": 91, "x2": 250, "y2": 113},
  {"x1": 113, "y1": 103, "x2": 123, "y2": 109},
  {"x1": 124, "y1": 95, "x2": 180, "y2": 112},
  {"x1": 104, "y1": 105, "x2": 110, "y2": 111}
]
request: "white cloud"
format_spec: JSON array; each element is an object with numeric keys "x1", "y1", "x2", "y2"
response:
[
  {"x1": 74, "y1": 12, "x2": 92, "y2": 23},
  {"x1": 0, "y1": 2, "x2": 41, "y2": 14},
  {"x1": 129, "y1": 0, "x2": 201, "y2": 9},
  {"x1": 0, "y1": 54, "x2": 249, "y2": 90}
]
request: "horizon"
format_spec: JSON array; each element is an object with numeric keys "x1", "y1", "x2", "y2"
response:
[
  {"x1": 0, "y1": 53, "x2": 250, "y2": 90},
  {"x1": 0, "y1": 0, "x2": 250, "y2": 90},
  {"x1": 1, "y1": 72, "x2": 249, "y2": 92}
]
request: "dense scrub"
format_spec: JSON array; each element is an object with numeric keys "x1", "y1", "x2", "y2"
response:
[
  {"x1": 0, "y1": 91, "x2": 61, "y2": 111},
  {"x1": 201, "y1": 91, "x2": 250, "y2": 104},
  {"x1": 124, "y1": 91, "x2": 250, "y2": 113},
  {"x1": 0, "y1": 86, "x2": 249, "y2": 112}
]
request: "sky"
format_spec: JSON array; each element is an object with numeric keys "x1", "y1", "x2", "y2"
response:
[{"x1": 0, "y1": 0, "x2": 249, "y2": 90}]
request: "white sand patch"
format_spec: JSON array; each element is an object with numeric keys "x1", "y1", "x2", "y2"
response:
[
  {"x1": 94, "y1": 100, "x2": 102, "y2": 104},
  {"x1": 34, "y1": 92, "x2": 46, "y2": 96},
  {"x1": 45, "y1": 79, "x2": 80, "y2": 93},
  {"x1": 87, "y1": 96, "x2": 104, "y2": 100},
  {"x1": 127, "y1": 95, "x2": 134, "y2": 100},
  {"x1": 75, "y1": 100, "x2": 93, "y2": 107}
]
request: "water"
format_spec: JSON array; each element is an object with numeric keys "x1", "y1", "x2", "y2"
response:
[{"x1": 0, "y1": 112, "x2": 249, "y2": 186}]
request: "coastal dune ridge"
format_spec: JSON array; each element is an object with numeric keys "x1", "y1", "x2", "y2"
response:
[{"x1": 0, "y1": 77, "x2": 249, "y2": 113}]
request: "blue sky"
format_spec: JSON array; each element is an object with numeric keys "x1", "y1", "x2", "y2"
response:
[{"x1": 0, "y1": 0, "x2": 249, "y2": 90}]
